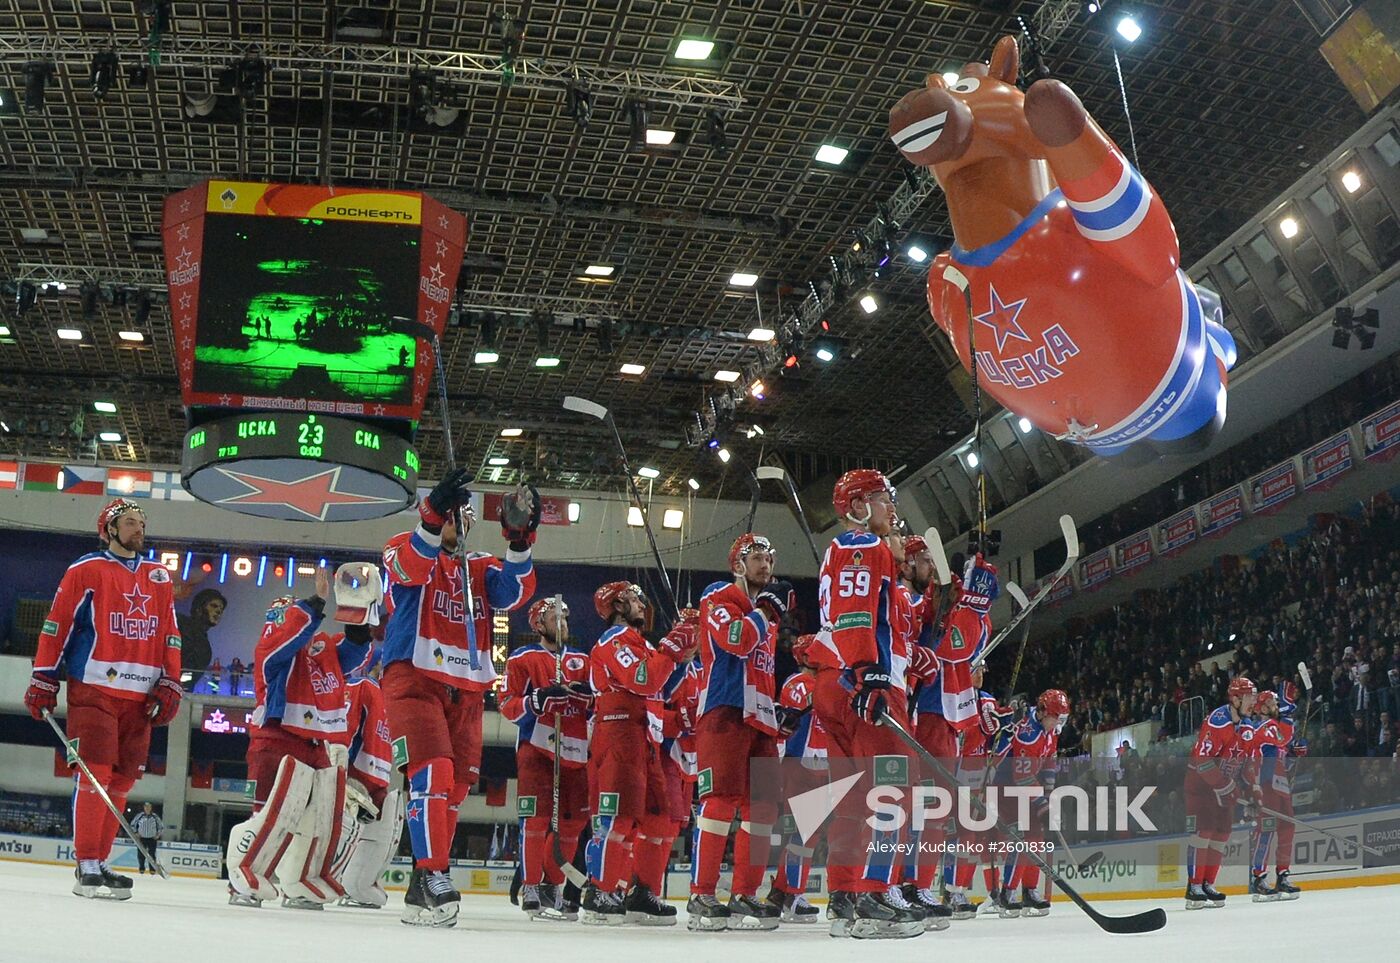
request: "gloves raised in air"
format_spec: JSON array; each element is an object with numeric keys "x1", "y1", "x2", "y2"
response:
[
  {"x1": 501, "y1": 485, "x2": 542, "y2": 551},
  {"x1": 419, "y1": 468, "x2": 474, "y2": 533},
  {"x1": 754, "y1": 580, "x2": 794, "y2": 624}
]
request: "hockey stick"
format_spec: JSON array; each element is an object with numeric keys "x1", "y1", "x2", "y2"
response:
[
  {"x1": 548, "y1": 595, "x2": 588, "y2": 889},
  {"x1": 1256, "y1": 804, "x2": 1386, "y2": 858},
  {"x1": 1002, "y1": 581, "x2": 1036, "y2": 701},
  {"x1": 1051, "y1": 828, "x2": 1106, "y2": 874},
  {"x1": 970, "y1": 515, "x2": 1079, "y2": 672},
  {"x1": 755, "y1": 466, "x2": 821, "y2": 565},
  {"x1": 563, "y1": 395, "x2": 678, "y2": 620},
  {"x1": 42, "y1": 709, "x2": 169, "y2": 880},
  {"x1": 1296, "y1": 662, "x2": 1315, "y2": 741},
  {"x1": 877, "y1": 709, "x2": 1165, "y2": 934},
  {"x1": 400, "y1": 316, "x2": 485, "y2": 669},
  {"x1": 921, "y1": 526, "x2": 958, "y2": 638}
]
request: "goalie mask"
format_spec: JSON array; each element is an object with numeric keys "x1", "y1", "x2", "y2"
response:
[{"x1": 333, "y1": 561, "x2": 384, "y2": 626}]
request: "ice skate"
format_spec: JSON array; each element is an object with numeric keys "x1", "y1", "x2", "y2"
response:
[
  {"x1": 687, "y1": 893, "x2": 730, "y2": 931},
  {"x1": 1202, "y1": 882, "x2": 1226, "y2": 907},
  {"x1": 764, "y1": 885, "x2": 818, "y2": 923},
  {"x1": 902, "y1": 883, "x2": 951, "y2": 930},
  {"x1": 1185, "y1": 883, "x2": 1209, "y2": 910},
  {"x1": 400, "y1": 868, "x2": 459, "y2": 928},
  {"x1": 846, "y1": 890, "x2": 924, "y2": 940},
  {"x1": 579, "y1": 884, "x2": 626, "y2": 926},
  {"x1": 996, "y1": 885, "x2": 1022, "y2": 918},
  {"x1": 1250, "y1": 873, "x2": 1279, "y2": 903},
  {"x1": 72, "y1": 863, "x2": 131, "y2": 901},
  {"x1": 1020, "y1": 885, "x2": 1050, "y2": 917},
  {"x1": 281, "y1": 895, "x2": 324, "y2": 910},
  {"x1": 727, "y1": 893, "x2": 781, "y2": 931},
  {"x1": 1276, "y1": 871, "x2": 1300, "y2": 901},
  {"x1": 624, "y1": 883, "x2": 676, "y2": 926},
  {"x1": 948, "y1": 891, "x2": 977, "y2": 920}
]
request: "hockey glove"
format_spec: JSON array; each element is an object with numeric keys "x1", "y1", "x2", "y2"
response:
[
  {"x1": 1212, "y1": 776, "x2": 1241, "y2": 808},
  {"x1": 529, "y1": 685, "x2": 573, "y2": 717},
  {"x1": 345, "y1": 777, "x2": 381, "y2": 822},
  {"x1": 655, "y1": 624, "x2": 697, "y2": 663},
  {"x1": 24, "y1": 671, "x2": 59, "y2": 721},
  {"x1": 907, "y1": 645, "x2": 939, "y2": 684},
  {"x1": 501, "y1": 484, "x2": 542, "y2": 551},
  {"x1": 958, "y1": 554, "x2": 1000, "y2": 615},
  {"x1": 146, "y1": 675, "x2": 183, "y2": 726},
  {"x1": 848, "y1": 665, "x2": 893, "y2": 725},
  {"x1": 419, "y1": 467, "x2": 474, "y2": 533},
  {"x1": 566, "y1": 679, "x2": 594, "y2": 709},
  {"x1": 775, "y1": 704, "x2": 808, "y2": 738},
  {"x1": 754, "y1": 580, "x2": 794, "y2": 624},
  {"x1": 1291, "y1": 738, "x2": 1309, "y2": 758}
]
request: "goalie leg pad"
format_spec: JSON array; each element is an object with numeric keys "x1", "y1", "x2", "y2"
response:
[
  {"x1": 276, "y1": 764, "x2": 347, "y2": 904},
  {"x1": 338, "y1": 788, "x2": 404, "y2": 908},
  {"x1": 227, "y1": 756, "x2": 315, "y2": 902}
]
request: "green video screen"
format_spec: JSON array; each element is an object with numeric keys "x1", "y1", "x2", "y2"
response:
[{"x1": 193, "y1": 214, "x2": 420, "y2": 406}]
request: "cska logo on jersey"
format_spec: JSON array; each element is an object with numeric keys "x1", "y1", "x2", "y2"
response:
[
  {"x1": 431, "y1": 587, "x2": 465, "y2": 623},
  {"x1": 110, "y1": 611, "x2": 160, "y2": 642},
  {"x1": 308, "y1": 663, "x2": 340, "y2": 696}
]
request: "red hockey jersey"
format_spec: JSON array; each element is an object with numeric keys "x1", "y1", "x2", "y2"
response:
[
  {"x1": 499, "y1": 642, "x2": 591, "y2": 768},
  {"x1": 343, "y1": 676, "x2": 392, "y2": 791},
  {"x1": 815, "y1": 529, "x2": 903, "y2": 688},
  {"x1": 696, "y1": 580, "x2": 779, "y2": 735},
  {"x1": 777, "y1": 671, "x2": 828, "y2": 765},
  {"x1": 1190, "y1": 704, "x2": 1258, "y2": 790},
  {"x1": 648, "y1": 659, "x2": 700, "y2": 777},
  {"x1": 589, "y1": 624, "x2": 685, "y2": 723},
  {"x1": 380, "y1": 525, "x2": 536, "y2": 691},
  {"x1": 35, "y1": 551, "x2": 181, "y2": 702},
  {"x1": 252, "y1": 603, "x2": 368, "y2": 741}
]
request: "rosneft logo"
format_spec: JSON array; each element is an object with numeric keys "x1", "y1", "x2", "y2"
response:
[
  {"x1": 303, "y1": 710, "x2": 315, "y2": 725},
  {"x1": 323, "y1": 205, "x2": 413, "y2": 221},
  {"x1": 106, "y1": 668, "x2": 118, "y2": 681},
  {"x1": 434, "y1": 647, "x2": 444, "y2": 666}
]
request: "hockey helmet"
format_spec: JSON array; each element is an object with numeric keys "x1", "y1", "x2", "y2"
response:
[
  {"x1": 902, "y1": 534, "x2": 929, "y2": 559},
  {"x1": 729, "y1": 533, "x2": 775, "y2": 573},
  {"x1": 594, "y1": 581, "x2": 645, "y2": 621},
  {"x1": 832, "y1": 469, "x2": 896, "y2": 525},
  {"x1": 1254, "y1": 689, "x2": 1279, "y2": 716},
  {"x1": 97, "y1": 497, "x2": 146, "y2": 540},
  {"x1": 527, "y1": 596, "x2": 569, "y2": 635},
  {"x1": 1037, "y1": 688, "x2": 1071, "y2": 719},
  {"x1": 1228, "y1": 676, "x2": 1257, "y2": 702},
  {"x1": 791, "y1": 633, "x2": 819, "y2": 669}
]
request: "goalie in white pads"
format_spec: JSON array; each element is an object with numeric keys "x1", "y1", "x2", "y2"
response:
[{"x1": 225, "y1": 563, "x2": 379, "y2": 908}]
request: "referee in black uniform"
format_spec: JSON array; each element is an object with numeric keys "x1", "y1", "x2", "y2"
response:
[{"x1": 131, "y1": 803, "x2": 163, "y2": 874}]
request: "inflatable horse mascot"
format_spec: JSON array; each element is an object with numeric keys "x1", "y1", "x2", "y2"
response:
[{"x1": 890, "y1": 35, "x2": 1236, "y2": 458}]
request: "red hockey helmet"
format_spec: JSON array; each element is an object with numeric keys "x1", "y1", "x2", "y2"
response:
[
  {"x1": 1254, "y1": 689, "x2": 1278, "y2": 716},
  {"x1": 902, "y1": 534, "x2": 929, "y2": 559},
  {"x1": 1037, "y1": 688, "x2": 1070, "y2": 718},
  {"x1": 832, "y1": 469, "x2": 896, "y2": 523},
  {"x1": 527, "y1": 597, "x2": 569, "y2": 635},
  {"x1": 729, "y1": 533, "x2": 775, "y2": 573},
  {"x1": 1228, "y1": 676, "x2": 1257, "y2": 701},
  {"x1": 791, "y1": 633, "x2": 819, "y2": 668},
  {"x1": 594, "y1": 581, "x2": 645, "y2": 621},
  {"x1": 97, "y1": 497, "x2": 146, "y2": 540},
  {"x1": 677, "y1": 606, "x2": 700, "y2": 626}
]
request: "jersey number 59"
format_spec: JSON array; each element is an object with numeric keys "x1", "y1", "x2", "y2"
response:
[{"x1": 838, "y1": 569, "x2": 871, "y2": 598}]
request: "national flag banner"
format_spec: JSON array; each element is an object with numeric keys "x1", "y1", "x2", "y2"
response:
[
  {"x1": 106, "y1": 468, "x2": 153, "y2": 497},
  {"x1": 1155, "y1": 507, "x2": 1198, "y2": 557},
  {"x1": 150, "y1": 470, "x2": 195, "y2": 501},
  {"x1": 0, "y1": 461, "x2": 17, "y2": 490},
  {"x1": 1361, "y1": 400, "x2": 1400, "y2": 463},
  {"x1": 1301, "y1": 431, "x2": 1353, "y2": 492},
  {"x1": 61, "y1": 465, "x2": 106, "y2": 495},
  {"x1": 1078, "y1": 547, "x2": 1113, "y2": 591},
  {"x1": 19, "y1": 462, "x2": 62, "y2": 491},
  {"x1": 1113, "y1": 529, "x2": 1154, "y2": 575},
  {"x1": 482, "y1": 491, "x2": 570, "y2": 526},
  {"x1": 1200, "y1": 485, "x2": 1245, "y2": 538},
  {"x1": 1248, "y1": 460, "x2": 1297, "y2": 515}
]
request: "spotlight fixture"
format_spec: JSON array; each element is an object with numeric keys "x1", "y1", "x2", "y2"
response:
[
  {"x1": 749, "y1": 379, "x2": 766, "y2": 400},
  {"x1": 674, "y1": 38, "x2": 715, "y2": 60},
  {"x1": 907, "y1": 244, "x2": 928, "y2": 263},
  {"x1": 626, "y1": 98, "x2": 649, "y2": 146},
  {"x1": 704, "y1": 109, "x2": 728, "y2": 153},
  {"x1": 23, "y1": 61, "x2": 55, "y2": 114},
  {"x1": 859, "y1": 293, "x2": 878, "y2": 314},
  {"x1": 965, "y1": 451, "x2": 979, "y2": 469},
  {"x1": 134, "y1": 288, "x2": 153, "y2": 324},
  {"x1": 499, "y1": 427, "x2": 524, "y2": 437},
  {"x1": 1116, "y1": 15, "x2": 1142, "y2": 42},
  {"x1": 729, "y1": 272, "x2": 758, "y2": 287},
  {"x1": 565, "y1": 82, "x2": 593, "y2": 131},
  {"x1": 638, "y1": 466, "x2": 661, "y2": 479},
  {"x1": 99, "y1": 431, "x2": 123, "y2": 443},
  {"x1": 1341, "y1": 169, "x2": 1362, "y2": 193},
  {"x1": 79, "y1": 281, "x2": 99, "y2": 319},
  {"x1": 89, "y1": 51, "x2": 118, "y2": 99},
  {"x1": 235, "y1": 53, "x2": 266, "y2": 101},
  {"x1": 815, "y1": 143, "x2": 848, "y2": 166},
  {"x1": 1018, "y1": 416, "x2": 1033, "y2": 434},
  {"x1": 1279, "y1": 216, "x2": 1299, "y2": 239},
  {"x1": 717, "y1": 447, "x2": 732, "y2": 463},
  {"x1": 619, "y1": 362, "x2": 646, "y2": 376},
  {"x1": 714, "y1": 370, "x2": 741, "y2": 383},
  {"x1": 1331, "y1": 304, "x2": 1380, "y2": 350},
  {"x1": 474, "y1": 350, "x2": 500, "y2": 364},
  {"x1": 687, "y1": 478, "x2": 700, "y2": 491},
  {"x1": 15, "y1": 282, "x2": 37, "y2": 315}
]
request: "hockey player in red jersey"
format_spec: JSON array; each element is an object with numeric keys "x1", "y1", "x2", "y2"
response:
[
  {"x1": 766, "y1": 633, "x2": 826, "y2": 923},
  {"x1": 810, "y1": 469, "x2": 925, "y2": 939},
  {"x1": 25, "y1": 499, "x2": 182, "y2": 899},
  {"x1": 946, "y1": 666, "x2": 1012, "y2": 919},
  {"x1": 582, "y1": 582, "x2": 696, "y2": 925},
  {"x1": 687, "y1": 533, "x2": 789, "y2": 931},
  {"x1": 500, "y1": 596, "x2": 592, "y2": 921},
  {"x1": 993, "y1": 687, "x2": 1068, "y2": 917},
  {"x1": 335, "y1": 646, "x2": 403, "y2": 910},
  {"x1": 225, "y1": 564, "x2": 375, "y2": 909},
  {"x1": 379, "y1": 470, "x2": 539, "y2": 926},
  {"x1": 1246, "y1": 688, "x2": 1303, "y2": 901},
  {"x1": 1185, "y1": 675, "x2": 1259, "y2": 908},
  {"x1": 648, "y1": 618, "x2": 701, "y2": 920}
]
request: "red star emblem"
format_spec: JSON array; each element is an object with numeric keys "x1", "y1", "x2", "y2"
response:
[
  {"x1": 214, "y1": 466, "x2": 401, "y2": 521},
  {"x1": 124, "y1": 584, "x2": 152, "y2": 617},
  {"x1": 974, "y1": 284, "x2": 1031, "y2": 353},
  {"x1": 406, "y1": 802, "x2": 423, "y2": 821}
]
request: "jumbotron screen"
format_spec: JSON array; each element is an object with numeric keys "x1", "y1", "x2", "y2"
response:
[
  {"x1": 193, "y1": 214, "x2": 419, "y2": 407},
  {"x1": 162, "y1": 181, "x2": 467, "y2": 421}
]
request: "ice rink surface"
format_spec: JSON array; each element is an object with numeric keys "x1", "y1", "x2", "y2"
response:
[{"x1": 1, "y1": 860, "x2": 1392, "y2": 963}]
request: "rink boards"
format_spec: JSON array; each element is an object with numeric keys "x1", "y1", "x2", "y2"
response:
[{"x1": 3, "y1": 800, "x2": 1398, "y2": 899}]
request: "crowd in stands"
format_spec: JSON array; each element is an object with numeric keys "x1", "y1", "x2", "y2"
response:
[{"x1": 1007, "y1": 495, "x2": 1400, "y2": 768}]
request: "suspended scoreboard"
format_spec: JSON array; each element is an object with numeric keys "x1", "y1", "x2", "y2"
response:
[{"x1": 162, "y1": 180, "x2": 466, "y2": 521}]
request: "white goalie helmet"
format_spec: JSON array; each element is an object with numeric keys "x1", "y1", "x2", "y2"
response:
[{"x1": 333, "y1": 561, "x2": 384, "y2": 626}]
